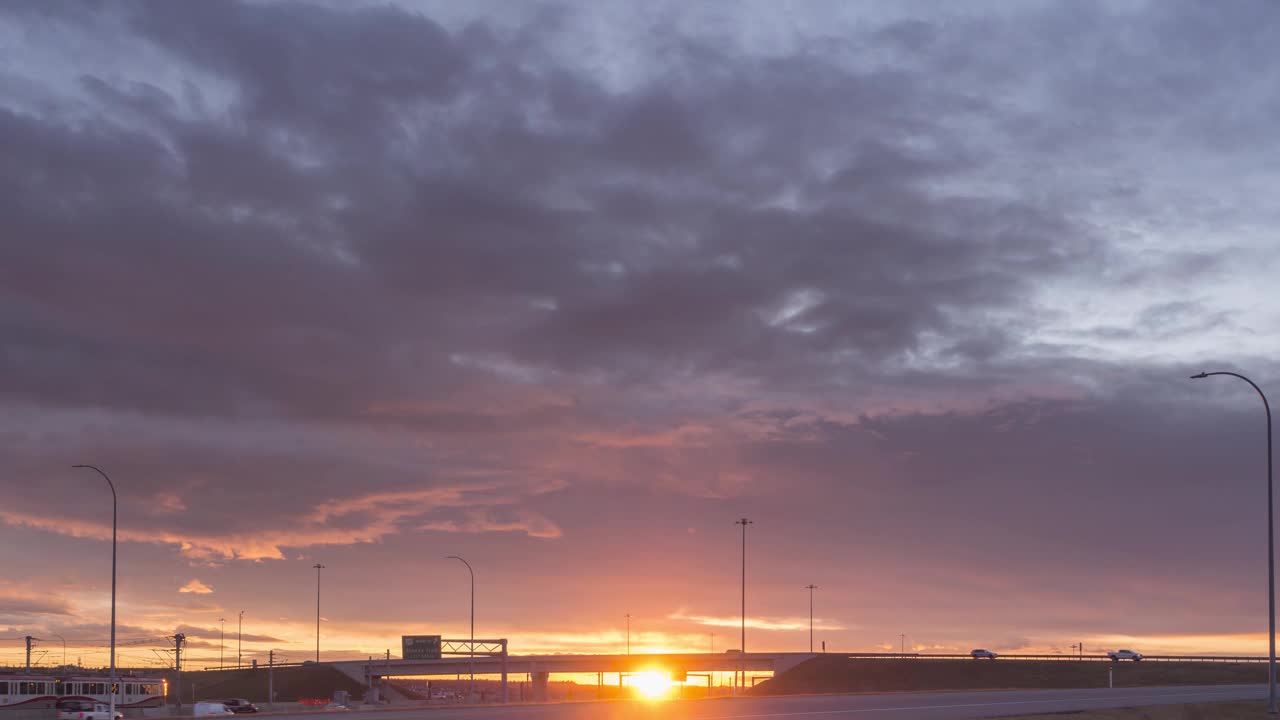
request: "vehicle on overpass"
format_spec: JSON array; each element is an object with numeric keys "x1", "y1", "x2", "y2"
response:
[
  {"x1": 970, "y1": 649, "x2": 998, "y2": 660},
  {"x1": 193, "y1": 702, "x2": 235, "y2": 717},
  {"x1": 1107, "y1": 649, "x2": 1143, "y2": 662}
]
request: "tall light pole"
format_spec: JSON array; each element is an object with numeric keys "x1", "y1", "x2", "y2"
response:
[
  {"x1": 805, "y1": 585, "x2": 818, "y2": 653},
  {"x1": 51, "y1": 633, "x2": 66, "y2": 667},
  {"x1": 237, "y1": 610, "x2": 244, "y2": 669},
  {"x1": 900, "y1": 633, "x2": 906, "y2": 656},
  {"x1": 219, "y1": 618, "x2": 225, "y2": 669},
  {"x1": 73, "y1": 465, "x2": 116, "y2": 720},
  {"x1": 625, "y1": 614, "x2": 631, "y2": 655},
  {"x1": 313, "y1": 563, "x2": 324, "y2": 663},
  {"x1": 1191, "y1": 370, "x2": 1275, "y2": 713},
  {"x1": 735, "y1": 517, "x2": 752, "y2": 694},
  {"x1": 446, "y1": 556, "x2": 475, "y2": 701}
]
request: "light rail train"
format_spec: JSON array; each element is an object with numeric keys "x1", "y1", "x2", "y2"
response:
[{"x1": 0, "y1": 674, "x2": 165, "y2": 712}]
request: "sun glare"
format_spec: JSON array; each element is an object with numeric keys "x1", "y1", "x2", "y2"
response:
[{"x1": 631, "y1": 670, "x2": 672, "y2": 700}]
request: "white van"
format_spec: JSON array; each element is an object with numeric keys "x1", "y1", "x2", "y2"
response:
[{"x1": 193, "y1": 702, "x2": 236, "y2": 716}]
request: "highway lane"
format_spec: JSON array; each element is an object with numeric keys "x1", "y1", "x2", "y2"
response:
[{"x1": 264, "y1": 684, "x2": 1266, "y2": 719}]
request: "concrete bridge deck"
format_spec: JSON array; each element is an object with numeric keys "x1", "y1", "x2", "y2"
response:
[{"x1": 335, "y1": 652, "x2": 813, "y2": 679}]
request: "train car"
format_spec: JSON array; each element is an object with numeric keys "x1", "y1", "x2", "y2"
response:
[
  {"x1": 57, "y1": 677, "x2": 165, "y2": 709},
  {"x1": 0, "y1": 674, "x2": 58, "y2": 711}
]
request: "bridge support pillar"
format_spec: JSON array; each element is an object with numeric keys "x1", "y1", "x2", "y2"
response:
[
  {"x1": 500, "y1": 648, "x2": 508, "y2": 704},
  {"x1": 532, "y1": 671, "x2": 549, "y2": 701}
]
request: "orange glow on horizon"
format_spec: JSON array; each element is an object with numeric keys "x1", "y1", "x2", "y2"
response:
[{"x1": 629, "y1": 670, "x2": 673, "y2": 700}]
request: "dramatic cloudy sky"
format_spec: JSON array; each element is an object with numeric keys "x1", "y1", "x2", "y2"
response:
[{"x1": 3, "y1": 0, "x2": 1280, "y2": 670}]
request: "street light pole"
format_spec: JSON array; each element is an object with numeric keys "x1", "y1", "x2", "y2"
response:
[
  {"x1": 237, "y1": 610, "x2": 244, "y2": 669},
  {"x1": 1191, "y1": 370, "x2": 1276, "y2": 713},
  {"x1": 735, "y1": 517, "x2": 752, "y2": 694},
  {"x1": 805, "y1": 585, "x2": 818, "y2": 653},
  {"x1": 446, "y1": 556, "x2": 475, "y2": 702},
  {"x1": 72, "y1": 465, "x2": 116, "y2": 720},
  {"x1": 219, "y1": 618, "x2": 225, "y2": 669},
  {"x1": 50, "y1": 634, "x2": 66, "y2": 667},
  {"x1": 625, "y1": 614, "x2": 631, "y2": 655},
  {"x1": 900, "y1": 634, "x2": 905, "y2": 656},
  {"x1": 313, "y1": 564, "x2": 325, "y2": 663}
]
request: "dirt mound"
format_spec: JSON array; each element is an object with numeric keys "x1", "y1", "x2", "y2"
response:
[{"x1": 164, "y1": 665, "x2": 366, "y2": 703}]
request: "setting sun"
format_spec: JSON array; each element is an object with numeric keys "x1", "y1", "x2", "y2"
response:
[{"x1": 630, "y1": 671, "x2": 673, "y2": 701}]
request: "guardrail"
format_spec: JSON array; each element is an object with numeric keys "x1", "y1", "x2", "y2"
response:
[{"x1": 846, "y1": 653, "x2": 1273, "y2": 663}]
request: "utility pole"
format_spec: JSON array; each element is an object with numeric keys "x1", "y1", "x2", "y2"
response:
[
  {"x1": 268, "y1": 650, "x2": 274, "y2": 707},
  {"x1": 237, "y1": 610, "x2": 244, "y2": 669},
  {"x1": 735, "y1": 517, "x2": 753, "y2": 695},
  {"x1": 805, "y1": 585, "x2": 818, "y2": 653},
  {"x1": 313, "y1": 563, "x2": 325, "y2": 662},
  {"x1": 900, "y1": 634, "x2": 906, "y2": 656},
  {"x1": 625, "y1": 614, "x2": 631, "y2": 655},
  {"x1": 172, "y1": 633, "x2": 186, "y2": 708},
  {"x1": 25, "y1": 636, "x2": 34, "y2": 672},
  {"x1": 219, "y1": 617, "x2": 225, "y2": 669}
]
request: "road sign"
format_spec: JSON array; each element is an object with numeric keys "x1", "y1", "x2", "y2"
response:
[{"x1": 401, "y1": 635, "x2": 442, "y2": 660}]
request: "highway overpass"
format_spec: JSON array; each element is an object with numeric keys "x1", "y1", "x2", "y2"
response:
[{"x1": 329, "y1": 651, "x2": 815, "y2": 702}]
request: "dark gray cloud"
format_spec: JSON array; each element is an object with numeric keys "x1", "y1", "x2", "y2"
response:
[{"x1": 1, "y1": 0, "x2": 1279, "y2": 655}]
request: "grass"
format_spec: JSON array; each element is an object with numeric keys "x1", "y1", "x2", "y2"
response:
[
  {"x1": 753, "y1": 657, "x2": 1268, "y2": 696},
  {"x1": 991, "y1": 699, "x2": 1271, "y2": 719}
]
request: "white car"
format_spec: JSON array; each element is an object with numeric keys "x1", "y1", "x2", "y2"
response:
[
  {"x1": 1107, "y1": 649, "x2": 1143, "y2": 662},
  {"x1": 56, "y1": 702, "x2": 122, "y2": 720},
  {"x1": 193, "y1": 702, "x2": 236, "y2": 716},
  {"x1": 970, "y1": 649, "x2": 998, "y2": 660}
]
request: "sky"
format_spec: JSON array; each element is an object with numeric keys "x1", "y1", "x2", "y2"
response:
[{"x1": 2, "y1": 0, "x2": 1280, "y2": 671}]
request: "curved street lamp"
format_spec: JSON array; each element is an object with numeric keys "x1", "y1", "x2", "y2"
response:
[
  {"x1": 446, "y1": 556, "x2": 475, "y2": 702},
  {"x1": 51, "y1": 633, "x2": 66, "y2": 667},
  {"x1": 1190, "y1": 371, "x2": 1275, "y2": 713},
  {"x1": 312, "y1": 564, "x2": 325, "y2": 663},
  {"x1": 72, "y1": 465, "x2": 117, "y2": 720},
  {"x1": 805, "y1": 585, "x2": 818, "y2": 653},
  {"x1": 735, "y1": 518, "x2": 752, "y2": 694}
]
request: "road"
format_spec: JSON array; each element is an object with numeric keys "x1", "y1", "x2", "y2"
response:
[{"x1": 267, "y1": 684, "x2": 1266, "y2": 719}]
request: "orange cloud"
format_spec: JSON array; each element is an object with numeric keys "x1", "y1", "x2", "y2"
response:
[
  {"x1": 574, "y1": 423, "x2": 716, "y2": 449},
  {"x1": 178, "y1": 579, "x2": 213, "y2": 594},
  {"x1": 668, "y1": 610, "x2": 846, "y2": 632},
  {"x1": 0, "y1": 478, "x2": 567, "y2": 562}
]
